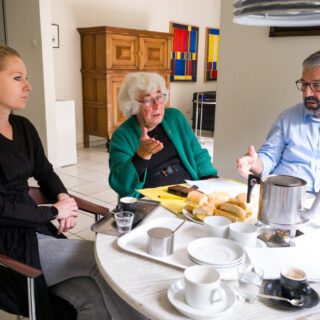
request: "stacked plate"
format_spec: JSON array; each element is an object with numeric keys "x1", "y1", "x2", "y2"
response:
[{"x1": 187, "y1": 237, "x2": 245, "y2": 270}]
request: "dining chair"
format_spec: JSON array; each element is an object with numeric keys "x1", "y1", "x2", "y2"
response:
[{"x1": 0, "y1": 186, "x2": 110, "y2": 320}]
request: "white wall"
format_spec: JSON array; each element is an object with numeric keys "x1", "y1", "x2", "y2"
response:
[
  {"x1": 213, "y1": 0, "x2": 320, "y2": 183},
  {"x1": 5, "y1": 0, "x2": 59, "y2": 166},
  {"x1": 51, "y1": 0, "x2": 221, "y2": 144}
]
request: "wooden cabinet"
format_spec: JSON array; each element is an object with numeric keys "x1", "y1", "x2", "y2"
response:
[{"x1": 77, "y1": 26, "x2": 174, "y2": 147}]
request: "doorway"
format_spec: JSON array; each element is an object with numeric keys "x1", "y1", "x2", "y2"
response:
[{"x1": 0, "y1": 0, "x2": 5, "y2": 45}]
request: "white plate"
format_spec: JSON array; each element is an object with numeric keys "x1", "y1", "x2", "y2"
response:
[
  {"x1": 167, "y1": 278, "x2": 235, "y2": 320},
  {"x1": 182, "y1": 208, "x2": 204, "y2": 225},
  {"x1": 188, "y1": 237, "x2": 245, "y2": 266},
  {"x1": 188, "y1": 253, "x2": 245, "y2": 268}
]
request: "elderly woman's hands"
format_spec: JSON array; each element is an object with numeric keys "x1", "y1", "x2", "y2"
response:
[{"x1": 136, "y1": 127, "x2": 163, "y2": 160}]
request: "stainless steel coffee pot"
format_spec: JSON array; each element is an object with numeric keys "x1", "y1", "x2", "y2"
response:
[{"x1": 247, "y1": 174, "x2": 320, "y2": 227}]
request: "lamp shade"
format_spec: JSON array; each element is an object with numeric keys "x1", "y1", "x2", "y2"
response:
[{"x1": 233, "y1": 0, "x2": 320, "y2": 26}]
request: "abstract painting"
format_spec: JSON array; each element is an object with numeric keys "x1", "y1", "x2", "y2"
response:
[
  {"x1": 170, "y1": 22, "x2": 199, "y2": 82},
  {"x1": 204, "y1": 27, "x2": 219, "y2": 81}
]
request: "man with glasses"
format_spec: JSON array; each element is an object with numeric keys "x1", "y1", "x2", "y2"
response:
[
  {"x1": 237, "y1": 50, "x2": 320, "y2": 192},
  {"x1": 109, "y1": 72, "x2": 218, "y2": 197}
]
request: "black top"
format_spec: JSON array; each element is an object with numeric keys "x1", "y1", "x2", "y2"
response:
[
  {"x1": 132, "y1": 124, "x2": 192, "y2": 188},
  {"x1": 0, "y1": 114, "x2": 69, "y2": 319}
]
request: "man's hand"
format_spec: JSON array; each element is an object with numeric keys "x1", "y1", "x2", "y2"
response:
[
  {"x1": 237, "y1": 145, "x2": 263, "y2": 178},
  {"x1": 136, "y1": 127, "x2": 163, "y2": 160}
]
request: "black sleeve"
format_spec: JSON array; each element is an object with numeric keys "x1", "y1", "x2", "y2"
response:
[
  {"x1": 0, "y1": 184, "x2": 57, "y2": 227},
  {"x1": 132, "y1": 153, "x2": 149, "y2": 180}
]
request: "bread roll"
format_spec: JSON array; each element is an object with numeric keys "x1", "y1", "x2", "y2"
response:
[
  {"x1": 208, "y1": 191, "x2": 232, "y2": 207},
  {"x1": 193, "y1": 203, "x2": 215, "y2": 216},
  {"x1": 219, "y1": 203, "x2": 247, "y2": 219},
  {"x1": 185, "y1": 190, "x2": 208, "y2": 211}
]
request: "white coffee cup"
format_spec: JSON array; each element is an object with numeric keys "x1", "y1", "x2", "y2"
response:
[
  {"x1": 229, "y1": 222, "x2": 257, "y2": 247},
  {"x1": 184, "y1": 265, "x2": 223, "y2": 309},
  {"x1": 203, "y1": 216, "x2": 232, "y2": 238}
]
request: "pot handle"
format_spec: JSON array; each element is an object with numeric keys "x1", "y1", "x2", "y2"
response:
[{"x1": 247, "y1": 174, "x2": 261, "y2": 203}]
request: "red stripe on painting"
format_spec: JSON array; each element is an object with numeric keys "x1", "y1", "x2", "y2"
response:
[{"x1": 173, "y1": 28, "x2": 188, "y2": 52}]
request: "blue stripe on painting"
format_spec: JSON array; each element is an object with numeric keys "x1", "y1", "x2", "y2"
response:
[
  {"x1": 189, "y1": 31, "x2": 197, "y2": 53},
  {"x1": 213, "y1": 62, "x2": 217, "y2": 69},
  {"x1": 209, "y1": 29, "x2": 220, "y2": 35},
  {"x1": 175, "y1": 59, "x2": 186, "y2": 76}
]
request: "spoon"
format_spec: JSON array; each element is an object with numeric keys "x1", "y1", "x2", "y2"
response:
[{"x1": 259, "y1": 293, "x2": 304, "y2": 307}]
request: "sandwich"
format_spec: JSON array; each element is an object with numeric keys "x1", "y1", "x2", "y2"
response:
[
  {"x1": 193, "y1": 202, "x2": 215, "y2": 221},
  {"x1": 184, "y1": 190, "x2": 208, "y2": 212},
  {"x1": 207, "y1": 191, "x2": 232, "y2": 207}
]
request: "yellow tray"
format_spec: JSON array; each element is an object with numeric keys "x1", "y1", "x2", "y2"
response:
[{"x1": 138, "y1": 184, "x2": 188, "y2": 214}]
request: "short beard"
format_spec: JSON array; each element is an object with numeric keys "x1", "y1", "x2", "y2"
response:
[{"x1": 304, "y1": 96, "x2": 320, "y2": 116}]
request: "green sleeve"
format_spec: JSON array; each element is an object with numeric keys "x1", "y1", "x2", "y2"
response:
[{"x1": 108, "y1": 123, "x2": 146, "y2": 197}]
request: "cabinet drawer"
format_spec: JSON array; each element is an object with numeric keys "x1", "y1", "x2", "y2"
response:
[{"x1": 107, "y1": 35, "x2": 139, "y2": 69}]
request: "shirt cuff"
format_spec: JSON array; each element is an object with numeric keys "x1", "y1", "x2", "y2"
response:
[
  {"x1": 258, "y1": 152, "x2": 272, "y2": 176},
  {"x1": 50, "y1": 206, "x2": 58, "y2": 220}
]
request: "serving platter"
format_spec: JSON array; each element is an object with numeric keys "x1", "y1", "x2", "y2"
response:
[{"x1": 182, "y1": 208, "x2": 203, "y2": 225}]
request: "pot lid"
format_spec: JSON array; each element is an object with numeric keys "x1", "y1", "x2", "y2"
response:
[{"x1": 265, "y1": 175, "x2": 306, "y2": 187}]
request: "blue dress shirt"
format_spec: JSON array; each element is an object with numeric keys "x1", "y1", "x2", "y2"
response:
[{"x1": 258, "y1": 103, "x2": 320, "y2": 192}]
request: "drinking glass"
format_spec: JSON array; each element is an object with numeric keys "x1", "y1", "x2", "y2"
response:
[
  {"x1": 114, "y1": 211, "x2": 134, "y2": 233},
  {"x1": 238, "y1": 264, "x2": 264, "y2": 303}
]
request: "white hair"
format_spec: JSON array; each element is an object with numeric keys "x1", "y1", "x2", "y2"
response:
[{"x1": 118, "y1": 72, "x2": 169, "y2": 118}]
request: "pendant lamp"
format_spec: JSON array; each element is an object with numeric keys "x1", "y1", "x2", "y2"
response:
[{"x1": 233, "y1": 0, "x2": 320, "y2": 26}]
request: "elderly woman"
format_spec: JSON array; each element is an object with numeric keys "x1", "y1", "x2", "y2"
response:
[{"x1": 109, "y1": 72, "x2": 218, "y2": 197}]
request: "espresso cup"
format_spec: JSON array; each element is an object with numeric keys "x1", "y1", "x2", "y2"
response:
[
  {"x1": 203, "y1": 216, "x2": 232, "y2": 238},
  {"x1": 119, "y1": 197, "x2": 137, "y2": 213},
  {"x1": 280, "y1": 267, "x2": 311, "y2": 299},
  {"x1": 229, "y1": 222, "x2": 258, "y2": 247},
  {"x1": 184, "y1": 265, "x2": 223, "y2": 309}
]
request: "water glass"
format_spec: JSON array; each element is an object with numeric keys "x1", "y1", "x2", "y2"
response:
[
  {"x1": 114, "y1": 211, "x2": 134, "y2": 233},
  {"x1": 238, "y1": 264, "x2": 264, "y2": 303}
]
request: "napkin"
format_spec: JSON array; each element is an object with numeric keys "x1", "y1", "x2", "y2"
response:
[
  {"x1": 185, "y1": 178, "x2": 255, "y2": 196},
  {"x1": 246, "y1": 245, "x2": 320, "y2": 281},
  {"x1": 137, "y1": 184, "x2": 188, "y2": 214}
]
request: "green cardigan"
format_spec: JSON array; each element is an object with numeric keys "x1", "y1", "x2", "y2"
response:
[{"x1": 109, "y1": 108, "x2": 218, "y2": 197}]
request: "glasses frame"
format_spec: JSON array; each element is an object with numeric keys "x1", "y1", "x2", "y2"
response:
[
  {"x1": 136, "y1": 93, "x2": 166, "y2": 107},
  {"x1": 296, "y1": 79, "x2": 320, "y2": 92}
]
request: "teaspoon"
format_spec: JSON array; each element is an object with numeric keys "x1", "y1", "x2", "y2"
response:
[{"x1": 259, "y1": 293, "x2": 304, "y2": 307}]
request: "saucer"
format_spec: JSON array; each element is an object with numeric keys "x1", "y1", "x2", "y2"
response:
[
  {"x1": 167, "y1": 278, "x2": 236, "y2": 319},
  {"x1": 264, "y1": 280, "x2": 320, "y2": 309}
]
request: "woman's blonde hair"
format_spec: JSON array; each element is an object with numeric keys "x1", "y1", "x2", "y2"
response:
[
  {"x1": 0, "y1": 45, "x2": 21, "y2": 71},
  {"x1": 118, "y1": 72, "x2": 169, "y2": 118}
]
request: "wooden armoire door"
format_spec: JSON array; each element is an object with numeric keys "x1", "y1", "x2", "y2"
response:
[{"x1": 139, "y1": 37, "x2": 170, "y2": 70}]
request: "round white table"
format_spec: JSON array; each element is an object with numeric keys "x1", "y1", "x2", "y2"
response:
[{"x1": 95, "y1": 207, "x2": 320, "y2": 320}]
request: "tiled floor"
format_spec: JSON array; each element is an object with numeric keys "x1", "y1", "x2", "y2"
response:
[{"x1": 0, "y1": 136, "x2": 213, "y2": 319}]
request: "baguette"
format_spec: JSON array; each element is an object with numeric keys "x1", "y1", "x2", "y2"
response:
[
  {"x1": 219, "y1": 203, "x2": 247, "y2": 219},
  {"x1": 214, "y1": 209, "x2": 243, "y2": 222},
  {"x1": 208, "y1": 191, "x2": 232, "y2": 207}
]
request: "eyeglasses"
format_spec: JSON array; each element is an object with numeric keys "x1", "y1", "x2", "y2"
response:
[
  {"x1": 296, "y1": 79, "x2": 320, "y2": 92},
  {"x1": 137, "y1": 94, "x2": 166, "y2": 107}
]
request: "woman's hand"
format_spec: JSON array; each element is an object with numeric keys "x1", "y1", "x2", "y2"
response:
[
  {"x1": 53, "y1": 197, "x2": 78, "y2": 220},
  {"x1": 136, "y1": 127, "x2": 163, "y2": 160},
  {"x1": 57, "y1": 216, "x2": 77, "y2": 234}
]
